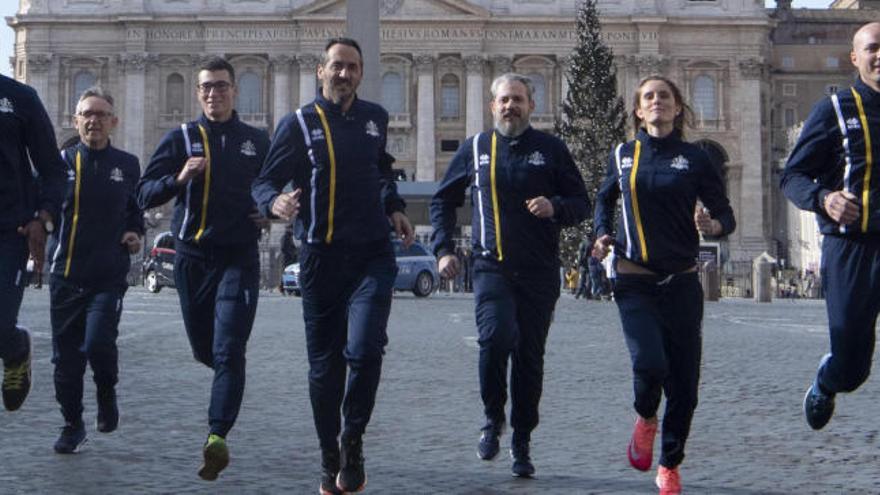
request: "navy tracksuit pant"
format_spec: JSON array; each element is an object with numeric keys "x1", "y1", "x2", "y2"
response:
[
  {"x1": 472, "y1": 258, "x2": 559, "y2": 439},
  {"x1": 614, "y1": 272, "x2": 703, "y2": 468},
  {"x1": 0, "y1": 235, "x2": 30, "y2": 364},
  {"x1": 298, "y1": 240, "x2": 397, "y2": 452},
  {"x1": 50, "y1": 276, "x2": 124, "y2": 424},
  {"x1": 173, "y1": 241, "x2": 260, "y2": 438},
  {"x1": 817, "y1": 235, "x2": 880, "y2": 395}
]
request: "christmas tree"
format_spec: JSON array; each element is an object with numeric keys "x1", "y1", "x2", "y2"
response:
[{"x1": 556, "y1": 0, "x2": 627, "y2": 266}]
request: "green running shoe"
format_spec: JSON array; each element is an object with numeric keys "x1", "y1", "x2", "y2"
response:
[{"x1": 198, "y1": 433, "x2": 229, "y2": 481}]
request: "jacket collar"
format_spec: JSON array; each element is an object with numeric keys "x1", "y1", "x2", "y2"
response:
[
  {"x1": 197, "y1": 111, "x2": 240, "y2": 132},
  {"x1": 636, "y1": 127, "x2": 682, "y2": 149},
  {"x1": 854, "y1": 77, "x2": 879, "y2": 106},
  {"x1": 75, "y1": 140, "x2": 113, "y2": 158},
  {"x1": 493, "y1": 125, "x2": 534, "y2": 145},
  {"x1": 314, "y1": 91, "x2": 359, "y2": 115}
]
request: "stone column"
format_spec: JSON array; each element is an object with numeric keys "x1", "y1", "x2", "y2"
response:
[
  {"x1": 735, "y1": 57, "x2": 767, "y2": 257},
  {"x1": 25, "y1": 54, "x2": 52, "y2": 108},
  {"x1": 464, "y1": 55, "x2": 485, "y2": 136},
  {"x1": 490, "y1": 55, "x2": 512, "y2": 79},
  {"x1": 297, "y1": 54, "x2": 319, "y2": 106},
  {"x1": 415, "y1": 54, "x2": 435, "y2": 182},
  {"x1": 121, "y1": 53, "x2": 149, "y2": 164},
  {"x1": 636, "y1": 54, "x2": 668, "y2": 78},
  {"x1": 557, "y1": 55, "x2": 570, "y2": 108},
  {"x1": 270, "y1": 55, "x2": 294, "y2": 128},
  {"x1": 346, "y1": 0, "x2": 380, "y2": 103}
]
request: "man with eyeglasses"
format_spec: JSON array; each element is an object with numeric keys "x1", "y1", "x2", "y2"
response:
[
  {"x1": 137, "y1": 56, "x2": 269, "y2": 480},
  {"x1": 49, "y1": 87, "x2": 143, "y2": 454},
  {"x1": 253, "y1": 37, "x2": 413, "y2": 494},
  {"x1": 0, "y1": 73, "x2": 66, "y2": 414}
]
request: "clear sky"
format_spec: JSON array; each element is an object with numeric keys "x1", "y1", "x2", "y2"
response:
[{"x1": 0, "y1": 0, "x2": 837, "y2": 77}]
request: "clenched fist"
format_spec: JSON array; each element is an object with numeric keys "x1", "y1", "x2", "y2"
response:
[
  {"x1": 271, "y1": 189, "x2": 302, "y2": 221},
  {"x1": 176, "y1": 157, "x2": 208, "y2": 185}
]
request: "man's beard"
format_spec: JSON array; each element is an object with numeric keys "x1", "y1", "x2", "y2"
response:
[
  {"x1": 494, "y1": 117, "x2": 529, "y2": 137},
  {"x1": 328, "y1": 80, "x2": 354, "y2": 103}
]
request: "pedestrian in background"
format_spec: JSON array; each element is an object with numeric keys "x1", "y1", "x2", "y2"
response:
[
  {"x1": 50, "y1": 88, "x2": 143, "y2": 453},
  {"x1": 575, "y1": 239, "x2": 591, "y2": 299},
  {"x1": 593, "y1": 75, "x2": 735, "y2": 495}
]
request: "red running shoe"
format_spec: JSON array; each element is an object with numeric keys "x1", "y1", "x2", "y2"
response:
[
  {"x1": 655, "y1": 465, "x2": 681, "y2": 495},
  {"x1": 627, "y1": 415, "x2": 658, "y2": 471}
]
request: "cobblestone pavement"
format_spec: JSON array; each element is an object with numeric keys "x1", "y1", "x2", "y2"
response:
[{"x1": 2, "y1": 287, "x2": 879, "y2": 494}]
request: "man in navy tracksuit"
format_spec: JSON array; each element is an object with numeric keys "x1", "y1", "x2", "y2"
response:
[
  {"x1": 781, "y1": 22, "x2": 880, "y2": 431},
  {"x1": 430, "y1": 73, "x2": 589, "y2": 478},
  {"x1": 137, "y1": 57, "x2": 269, "y2": 480},
  {"x1": 0, "y1": 74, "x2": 66, "y2": 413},
  {"x1": 252, "y1": 38, "x2": 413, "y2": 495},
  {"x1": 50, "y1": 88, "x2": 143, "y2": 453}
]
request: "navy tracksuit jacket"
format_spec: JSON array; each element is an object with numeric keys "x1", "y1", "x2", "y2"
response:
[
  {"x1": 50, "y1": 142, "x2": 143, "y2": 424},
  {"x1": 594, "y1": 128, "x2": 735, "y2": 468},
  {"x1": 137, "y1": 112, "x2": 269, "y2": 437},
  {"x1": 0, "y1": 74, "x2": 66, "y2": 363},
  {"x1": 431, "y1": 126, "x2": 589, "y2": 439},
  {"x1": 253, "y1": 93, "x2": 404, "y2": 450},
  {"x1": 781, "y1": 77, "x2": 880, "y2": 396}
]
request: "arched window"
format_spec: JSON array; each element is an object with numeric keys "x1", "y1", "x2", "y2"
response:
[
  {"x1": 70, "y1": 70, "x2": 97, "y2": 112},
  {"x1": 237, "y1": 72, "x2": 262, "y2": 115},
  {"x1": 381, "y1": 71, "x2": 404, "y2": 113},
  {"x1": 165, "y1": 73, "x2": 184, "y2": 115},
  {"x1": 528, "y1": 73, "x2": 547, "y2": 114},
  {"x1": 693, "y1": 75, "x2": 717, "y2": 121},
  {"x1": 440, "y1": 74, "x2": 460, "y2": 119}
]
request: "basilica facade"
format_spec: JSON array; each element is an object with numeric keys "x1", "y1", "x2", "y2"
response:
[{"x1": 8, "y1": 0, "x2": 843, "y2": 265}]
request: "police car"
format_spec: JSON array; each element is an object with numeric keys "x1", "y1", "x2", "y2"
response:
[
  {"x1": 142, "y1": 231, "x2": 176, "y2": 293},
  {"x1": 282, "y1": 239, "x2": 439, "y2": 297}
]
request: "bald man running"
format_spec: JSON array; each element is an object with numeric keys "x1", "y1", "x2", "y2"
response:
[{"x1": 780, "y1": 22, "x2": 880, "y2": 430}]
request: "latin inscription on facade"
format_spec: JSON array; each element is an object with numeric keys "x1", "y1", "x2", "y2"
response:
[{"x1": 127, "y1": 26, "x2": 656, "y2": 45}]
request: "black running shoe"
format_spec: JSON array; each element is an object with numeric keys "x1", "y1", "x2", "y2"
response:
[
  {"x1": 477, "y1": 423, "x2": 503, "y2": 460},
  {"x1": 336, "y1": 436, "x2": 366, "y2": 493},
  {"x1": 804, "y1": 382, "x2": 835, "y2": 430},
  {"x1": 96, "y1": 387, "x2": 119, "y2": 433},
  {"x1": 320, "y1": 447, "x2": 342, "y2": 495},
  {"x1": 2, "y1": 328, "x2": 32, "y2": 412},
  {"x1": 54, "y1": 421, "x2": 87, "y2": 454},
  {"x1": 510, "y1": 435, "x2": 535, "y2": 478}
]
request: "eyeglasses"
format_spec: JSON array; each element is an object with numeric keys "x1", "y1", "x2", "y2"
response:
[
  {"x1": 76, "y1": 110, "x2": 113, "y2": 120},
  {"x1": 197, "y1": 81, "x2": 232, "y2": 93}
]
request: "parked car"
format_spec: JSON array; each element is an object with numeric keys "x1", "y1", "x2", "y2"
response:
[
  {"x1": 392, "y1": 240, "x2": 439, "y2": 297},
  {"x1": 281, "y1": 240, "x2": 440, "y2": 298},
  {"x1": 281, "y1": 262, "x2": 301, "y2": 296},
  {"x1": 143, "y1": 231, "x2": 176, "y2": 293}
]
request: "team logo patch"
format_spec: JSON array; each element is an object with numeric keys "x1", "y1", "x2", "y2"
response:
[
  {"x1": 479, "y1": 153, "x2": 490, "y2": 167},
  {"x1": 240, "y1": 139, "x2": 257, "y2": 157},
  {"x1": 621, "y1": 156, "x2": 633, "y2": 169},
  {"x1": 109, "y1": 167, "x2": 124, "y2": 183},
  {"x1": 528, "y1": 151, "x2": 546, "y2": 167},
  {"x1": 670, "y1": 155, "x2": 689, "y2": 171},
  {"x1": 365, "y1": 120, "x2": 380, "y2": 137},
  {"x1": 67, "y1": 168, "x2": 76, "y2": 181},
  {"x1": 310, "y1": 128, "x2": 325, "y2": 141},
  {"x1": 191, "y1": 142, "x2": 204, "y2": 154},
  {"x1": 0, "y1": 97, "x2": 13, "y2": 113},
  {"x1": 846, "y1": 117, "x2": 861, "y2": 131}
]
